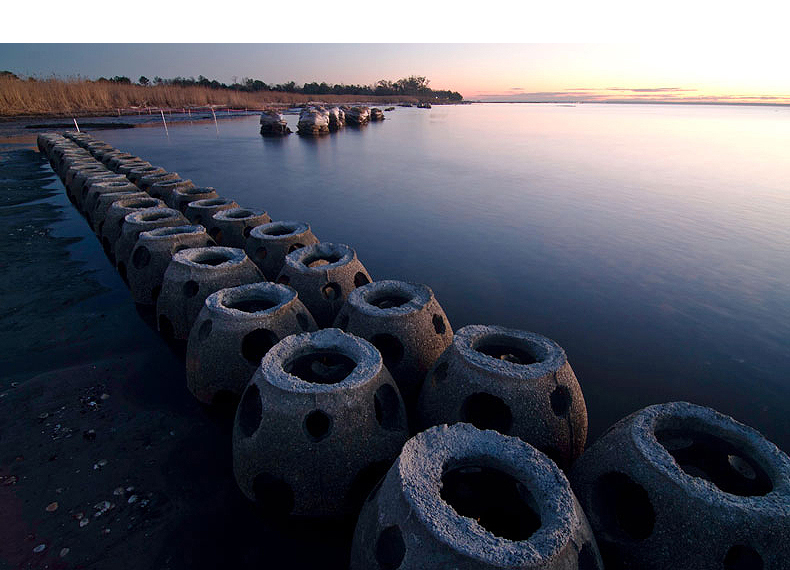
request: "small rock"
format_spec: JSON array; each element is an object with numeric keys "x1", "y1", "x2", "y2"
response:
[
  {"x1": 113, "y1": 487, "x2": 125, "y2": 496},
  {"x1": 80, "y1": 518, "x2": 90, "y2": 527},
  {"x1": 60, "y1": 547, "x2": 70, "y2": 557},
  {"x1": 127, "y1": 495, "x2": 138, "y2": 504},
  {"x1": 46, "y1": 502, "x2": 58, "y2": 512},
  {"x1": 101, "y1": 527, "x2": 111, "y2": 535},
  {"x1": 38, "y1": 412, "x2": 49, "y2": 420},
  {"x1": 93, "y1": 458, "x2": 107, "y2": 470},
  {"x1": 2, "y1": 475, "x2": 17, "y2": 486},
  {"x1": 33, "y1": 544, "x2": 46, "y2": 553},
  {"x1": 100, "y1": 393, "x2": 110, "y2": 400},
  {"x1": 55, "y1": 487, "x2": 63, "y2": 494},
  {"x1": 83, "y1": 429, "x2": 96, "y2": 441}
]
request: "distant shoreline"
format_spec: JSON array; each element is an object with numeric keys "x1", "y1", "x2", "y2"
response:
[{"x1": 472, "y1": 100, "x2": 790, "y2": 108}]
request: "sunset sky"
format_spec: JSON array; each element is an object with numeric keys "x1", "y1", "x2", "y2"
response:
[{"x1": 3, "y1": 3, "x2": 789, "y2": 105}]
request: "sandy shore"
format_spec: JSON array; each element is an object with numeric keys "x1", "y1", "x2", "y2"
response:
[{"x1": 0, "y1": 149, "x2": 353, "y2": 569}]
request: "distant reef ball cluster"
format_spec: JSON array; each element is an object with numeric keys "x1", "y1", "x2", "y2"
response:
[
  {"x1": 36, "y1": 129, "x2": 790, "y2": 570},
  {"x1": 259, "y1": 104, "x2": 393, "y2": 137}
]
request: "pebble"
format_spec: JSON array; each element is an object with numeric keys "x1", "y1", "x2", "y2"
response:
[
  {"x1": 80, "y1": 518, "x2": 90, "y2": 527},
  {"x1": 83, "y1": 429, "x2": 97, "y2": 441},
  {"x1": 127, "y1": 494, "x2": 138, "y2": 504},
  {"x1": 100, "y1": 393, "x2": 110, "y2": 400},
  {"x1": 38, "y1": 412, "x2": 49, "y2": 420},
  {"x1": 46, "y1": 501, "x2": 58, "y2": 512},
  {"x1": 60, "y1": 547, "x2": 70, "y2": 557},
  {"x1": 33, "y1": 544, "x2": 46, "y2": 553},
  {"x1": 93, "y1": 458, "x2": 108, "y2": 470},
  {"x1": 113, "y1": 486, "x2": 125, "y2": 496}
]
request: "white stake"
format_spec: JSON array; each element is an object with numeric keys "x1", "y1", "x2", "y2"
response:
[
  {"x1": 160, "y1": 109, "x2": 169, "y2": 136},
  {"x1": 73, "y1": 118, "x2": 80, "y2": 132},
  {"x1": 211, "y1": 107, "x2": 219, "y2": 135}
]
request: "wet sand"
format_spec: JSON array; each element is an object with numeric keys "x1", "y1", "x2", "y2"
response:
[{"x1": 0, "y1": 149, "x2": 352, "y2": 569}]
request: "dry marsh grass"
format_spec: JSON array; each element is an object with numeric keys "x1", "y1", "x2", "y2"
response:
[{"x1": 0, "y1": 77, "x2": 412, "y2": 117}]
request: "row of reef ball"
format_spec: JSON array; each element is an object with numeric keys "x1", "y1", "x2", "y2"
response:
[
  {"x1": 260, "y1": 105, "x2": 386, "y2": 137},
  {"x1": 37, "y1": 130, "x2": 790, "y2": 569}
]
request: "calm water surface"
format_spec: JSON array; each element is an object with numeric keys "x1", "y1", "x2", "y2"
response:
[{"x1": 96, "y1": 103, "x2": 790, "y2": 451}]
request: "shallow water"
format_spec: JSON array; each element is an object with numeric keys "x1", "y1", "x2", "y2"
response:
[{"x1": 94, "y1": 103, "x2": 790, "y2": 451}]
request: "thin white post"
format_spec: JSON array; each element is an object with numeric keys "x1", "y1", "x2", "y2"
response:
[
  {"x1": 160, "y1": 109, "x2": 169, "y2": 136},
  {"x1": 73, "y1": 118, "x2": 80, "y2": 132}
]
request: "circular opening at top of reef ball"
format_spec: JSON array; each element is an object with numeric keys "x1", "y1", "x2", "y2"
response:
[
  {"x1": 416, "y1": 324, "x2": 588, "y2": 470},
  {"x1": 275, "y1": 242, "x2": 372, "y2": 328},
  {"x1": 568, "y1": 401, "x2": 790, "y2": 570},
  {"x1": 350, "y1": 422, "x2": 603, "y2": 570},
  {"x1": 170, "y1": 186, "x2": 219, "y2": 214},
  {"x1": 184, "y1": 197, "x2": 239, "y2": 226},
  {"x1": 232, "y1": 328, "x2": 409, "y2": 518}
]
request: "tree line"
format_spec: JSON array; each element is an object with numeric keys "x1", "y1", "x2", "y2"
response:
[{"x1": 98, "y1": 74, "x2": 463, "y2": 101}]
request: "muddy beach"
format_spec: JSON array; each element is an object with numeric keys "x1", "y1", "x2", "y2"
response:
[{"x1": 0, "y1": 147, "x2": 351, "y2": 569}]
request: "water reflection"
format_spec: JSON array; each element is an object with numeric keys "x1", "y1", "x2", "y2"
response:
[{"x1": 96, "y1": 103, "x2": 790, "y2": 451}]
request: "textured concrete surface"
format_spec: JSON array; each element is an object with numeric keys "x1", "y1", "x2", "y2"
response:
[
  {"x1": 351, "y1": 423, "x2": 602, "y2": 569},
  {"x1": 100, "y1": 196, "x2": 166, "y2": 263},
  {"x1": 184, "y1": 197, "x2": 239, "y2": 227},
  {"x1": 127, "y1": 225, "x2": 215, "y2": 306},
  {"x1": 333, "y1": 280, "x2": 453, "y2": 418},
  {"x1": 156, "y1": 247, "x2": 263, "y2": 340},
  {"x1": 186, "y1": 282, "x2": 318, "y2": 404},
  {"x1": 276, "y1": 242, "x2": 372, "y2": 328},
  {"x1": 416, "y1": 325, "x2": 588, "y2": 469},
  {"x1": 115, "y1": 207, "x2": 189, "y2": 279},
  {"x1": 569, "y1": 402, "x2": 790, "y2": 569},
  {"x1": 244, "y1": 221, "x2": 319, "y2": 281},
  {"x1": 170, "y1": 187, "x2": 219, "y2": 213},
  {"x1": 232, "y1": 329, "x2": 408, "y2": 517},
  {"x1": 207, "y1": 207, "x2": 272, "y2": 249}
]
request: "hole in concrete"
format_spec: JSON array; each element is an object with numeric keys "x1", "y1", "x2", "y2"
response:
[
  {"x1": 238, "y1": 385, "x2": 262, "y2": 438},
  {"x1": 264, "y1": 226, "x2": 296, "y2": 236},
  {"x1": 349, "y1": 460, "x2": 390, "y2": 511},
  {"x1": 296, "y1": 313, "x2": 311, "y2": 331},
  {"x1": 303, "y1": 410, "x2": 331, "y2": 442},
  {"x1": 183, "y1": 280, "x2": 199, "y2": 297},
  {"x1": 132, "y1": 245, "x2": 151, "y2": 269},
  {"x1": 197, "y1": 319, "x2": 212, "y2": 341},
  {"x1": 375, "y1": 525, "x2": 405, "y2": 570},
  {"x1": 305, "y1": 253, "x2": 342, "y2": 267},
  {"x1": 255, "y1": 246, "x2": 267, "y2": 261},
  {"x1": 550, "y1": 385, "x2": 571, "y2": 417},
  {"x1": 205, "y1": 239, "x2": 215, "y2": 247},
  {"x1": 252, "y1": 472, "x2": 294, "y2": 517},
  {"x1": 374, "y1": 384, "x2": 406, "y2": 431},
  {"x1": 539, "y1": 445, "x2": 568, "y2": 470},
  {"x1": 241, "y1": 329, "x2": 279, "y2": 365},
  {"x1": 226, "y1": 298, "x2": 278, "y2": 313},
  {"x1": 441, "y1": 464, "x2": 541, "y2": 541},
  {"x1": 593, "y1": 472, "x2": 655, "y2": 541},
  {"x1": 191, "y1": 251, "x2": 232, "y2": 266},
  {"x1": 655, "y1": 427, "x2": 772, "y2": 496},
  {"x1": 288, "y1": 242, "x2": 304, "y2": 253},
  {"x1": 354, "y1": 272, "x2": 370, "y2": 287},
  {"x1": 460, "y1": 392, "x2": 513, "y2": 434},
  {"x1": 151, "y1": 286, "x2": 161, "y2": 304},
  {"x1": 371, "y1": 334, "x2": 404, "y2": 368},
  {"x1": 474, "y1": 338, "x2": 538, "y2": 365},
  {"x1": 276, "y1": 275, "x2": 290, "y2": 285},
  {"x1": 140, "y1": 211, "x2": 172, "y2": 222},
  {"x1": 368, "y1": 292, "x2": 411, "y2": 309},
  {"x1": 243, "y1": 225, "x2": 253, "y2": 238},
  {"x1": 724, "y1": 545, "x2": 763, "y2": 570},
  {"x1": 158, "y1": 314, "x2": 175, "y2": 340},
  {"x1": 284, "y1": 351, "x2": 357, "y2": 384},
  {"x1": 335, "y1": 313, "x2": 349, "y2": 330},
  {"x1": 432, "y1": 314, "x2": 446, "y2": 334},
  {"x1": 209, "y1": 228, "x2": 224, "y2": 243},
  {"x1": 578, "y1": 542, "x2": 602, "y2": 570},
  {"x1": 193, "y1": 215, "x2": 203, "y2": 224},
  {"x1": 321, "y1": 282, "x2": 341, "y2": 301},
  {"x1": 173, "y1": 245, "x2": 190, "y2": 254}
]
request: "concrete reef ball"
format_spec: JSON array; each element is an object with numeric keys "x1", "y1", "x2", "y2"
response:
[
  {"x1": 170, "y1": 186, "x2": 219, "y2": 213},
  {"x1": 333, "y1": 280, "x2": 453, "y2": 412},
  {"x1": 156, "y1": 247, "x2": 263, "y2": 340},
  {"x1": 84, "y1": 180, "x2": 140, "y2": 222},
  {"x1": 416, "y1": 325, "x2": 588, "y2": 470},
  {"x1": 92, "y1": 192, "x2": 150, "y2": 238},
  {"x1": 76, "y1": 173, "x2": 129, "y2": 212},
  {"x1": 276, "y1": 242, "x2": 372, "y2": 328},
  {"x1": 126, "y1": 165, "x2": 166, "y2": 185},
  {"x1": 350, "y1": 423, "x2": 603, "y2": 570},
  {"x1": 147, "y1": 178, "x2": 195, "y2": 203},
  {"x1": 115, "y1": 208, "x2": 189, "y2": 279},
  {"x1": 101, "y1": 196, "x2": 166, "y2": 263},
  {"x1": 208, "y1": 207, "x2": 272, "y2": 249},
  {"x1": 244, "y1": 220, "x2": 320, "y2": 281},
  {"x1": 138, "y1": 171, "x2": 180, "y2": 193},
  {"x1": 232, "y1": 328, "x2": 409, "y2": 517},
  {"x1": 568, "y1": 401, "x2": 790, "y2": 570},
  {"x1": 186, "y1": 282, "x2": 318, "y2": 404},
  {"x1": 184, "y1": 197, "x2": 240, "y2": 226},
  {"x1": 127, "y1": 225, "x2": 215, "y2": 305}
]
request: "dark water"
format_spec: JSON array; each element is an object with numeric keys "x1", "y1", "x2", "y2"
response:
[{"x1": 95, "y1": 103, "x2": 790, "y2": 452}]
